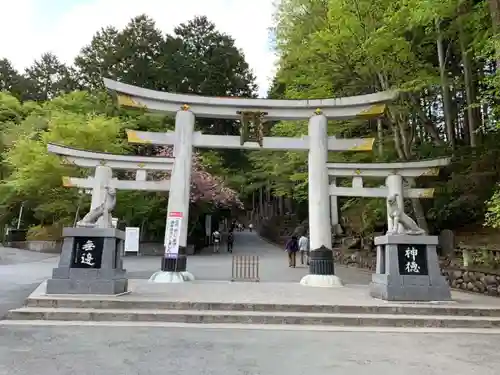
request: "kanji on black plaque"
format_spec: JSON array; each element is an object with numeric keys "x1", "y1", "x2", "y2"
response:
[
  {"x1": 71, "y1": 237, "x2": 104, "y2": 269},
  {"x1": 397, "y1": 244, "x2": 428, "y2": 275}
]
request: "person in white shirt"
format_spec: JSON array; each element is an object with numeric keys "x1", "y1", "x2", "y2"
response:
[
  {"x1": 298, "y1": 234, "x2": 309, "y2": 265},
  {"x1": 212, "y1": 230, "x2": 221, "y2": 253},
  {"x1": 248, "y1": 223, "x2": 253, "y2": 232}
]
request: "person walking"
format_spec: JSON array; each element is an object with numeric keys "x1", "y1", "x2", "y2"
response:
[
  {"x1": 285, "y1": 235, "x2": 299, "y2": 268},
  {"x1": 298, "y1": 233, "x2": 309, "y2": 265},
  {"x1": 248, "y1": 223, "x2": 253, "y2": 232},
  {"x1": 227, "y1": 230, "x2": 234, "y2": 253},
  {"x1": 212, "y1": 229, "x2": 221, "y2": 253}
]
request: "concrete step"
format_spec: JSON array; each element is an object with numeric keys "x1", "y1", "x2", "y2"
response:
[
  {"x1": 25, "y1": 297, "x2": 500, "y2": 317},
  {"x1": 7, "y1": 307, "x2": 500, "y2": 328}
]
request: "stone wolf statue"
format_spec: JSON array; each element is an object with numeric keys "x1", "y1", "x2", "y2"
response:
[
  {"x1": 76, "y1": 186, "x2": 116, "y2": 228},
  {"x1": 386, "y1": 194, "x2": 426, "y2": 235}
]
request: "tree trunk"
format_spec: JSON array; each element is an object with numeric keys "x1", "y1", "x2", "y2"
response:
[
  {"x1": 406, "y1": 178, "x2": 430, "y2": 233},
  {"x1": 458, "y1": 5, "x2": 477, "y2": 147},
  {"x1": 379, "y1": 65, "x2": 430, "y2": 231},
  {"x1": 259, "y1": 186, "x2": 264, "y2": 218},
  {"x1": 389, "y1": 113, "x2": 430, "y2": 232},
  {"x1": 436, "y1": 20, "x2": 455, "y2": 147},
  {"x1": 488, "y1": 0, "x2": 500, "y2": 69},
  {"x1": 251, "y1": 190, "x2": 256, "y2": 222},
  {"x1": 377, "y1": 118, "x2": 384, "y2": 156},
  {"x1": 286, "y1": 194, "x2": 293, "y2": 214}
]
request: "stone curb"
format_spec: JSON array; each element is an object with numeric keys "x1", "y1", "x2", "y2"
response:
[
  {"x1": 23, "y1": 298, "x2": 500, "y2": 317},
  {"x1": 8, "y1": 307, "x2": 500, "y2": 328}
]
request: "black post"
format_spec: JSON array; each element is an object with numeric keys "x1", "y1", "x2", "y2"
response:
[
  {"x1": 161, "y1": 246, "x2": 187, "y2": 272},
  {"x1": 308, "y1": 245, "x2": 335, "y2": 275}
]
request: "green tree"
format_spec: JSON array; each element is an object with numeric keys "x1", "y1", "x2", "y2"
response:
[
  {"x1": 0, "y1": 58, "x2": 28, "y2": 100},
  {"x1": 168, "y1": 16, "x2": 257, "y2": 136},
  {"x1": 74, "y1": 26, "x2": 120, "y2": 89},
  {"x1": 25, "y1": 53, "x2": 78, "y2": 101},
  {"x1": 75, "y1": 15, "x2": 165, "y2": 90},
  {"x1": 258, "y1": 0, "x2": 500, "y2": 234}
]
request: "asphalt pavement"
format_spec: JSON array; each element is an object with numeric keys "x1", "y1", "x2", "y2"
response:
[
  {"x1": 1, "y1": 234, "x2": 499, "y2": 374},
  {"x1": 1, "y1": 325, "x2": 498, "y2": 375}
]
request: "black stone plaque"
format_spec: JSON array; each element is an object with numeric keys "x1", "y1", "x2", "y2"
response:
[
  {"x1": 71, "y1": 237, "x2": 104, "y2": 269},
  {"x1": 397, "y1": 244, "x2": 428, "y2": 275}
]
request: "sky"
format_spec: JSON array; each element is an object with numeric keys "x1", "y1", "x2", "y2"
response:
[{"x1": 0, "y1": 0, "x2": 278, "y2": 97}]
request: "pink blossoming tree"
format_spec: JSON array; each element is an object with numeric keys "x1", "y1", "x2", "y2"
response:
[{"x1": 156, "y1": 147, "x2": 243, "y2": 209}]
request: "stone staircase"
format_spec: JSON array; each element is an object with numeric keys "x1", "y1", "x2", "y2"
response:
[{"x1": 7, "y1": 294, "x2": 500, "y2": 329}]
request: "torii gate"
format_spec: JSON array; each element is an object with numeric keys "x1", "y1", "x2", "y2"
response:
[
  {"x1": 327, "y1": 158, "x2": 450, "y2": 230},
  {"x1": 104, "y1": 78, "x2": 397, "y2": 286},
  {"x1": 48, "y1": 143, "x2": 173, "y2": 228}
]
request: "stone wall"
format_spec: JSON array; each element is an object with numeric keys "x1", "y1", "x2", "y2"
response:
[
  {"x1": 335, "y1": 250, "x2": 500, "y2": 297},
  {"x1": 334, "y1": 249, "x2": 377, "y2": 271},
  {"x1": 7, "y1": 240, "x2": 62, "y2": 253},
  {"x1": 258, "y1": 219, "x2": 500, "y2": 298},
  {"x1": 442, "y1": 269, "x2": 500, "y2": 296}
]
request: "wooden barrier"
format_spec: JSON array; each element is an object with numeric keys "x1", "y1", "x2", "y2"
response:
[{"x1": 231, "y1": 255, "x2": 260, "y2": 282}]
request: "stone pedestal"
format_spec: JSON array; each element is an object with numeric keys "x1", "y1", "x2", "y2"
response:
[
  {"x1": 46, "y1": 227, "x2": 128, "y2": 295},
  {"x1": 370, "y1": 235, "x2": 451, "y2": 301}
]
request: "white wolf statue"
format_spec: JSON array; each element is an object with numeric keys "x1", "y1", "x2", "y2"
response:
[
  {"x1": 386, "y1": 194, "x2": 426, "y2": 235},
  {"x1": 76, "y1": 186, "x2": 116, "y2": 228}
]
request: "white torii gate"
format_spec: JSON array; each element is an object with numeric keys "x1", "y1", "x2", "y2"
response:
[
  {"x1": 48, "y1": 143, "x2": 173, "y2": 227},
  {"x1": 104, "y1": 78, "x2": 397, "y2": 286},
  {"x1": 327, "y1": 158, "x2": 450, "y2": 230}
]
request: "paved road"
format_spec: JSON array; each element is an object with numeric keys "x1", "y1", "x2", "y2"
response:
[
  {"x1": 0, "y1": 325, "x2": 499, "y2": 375},
  {"x1": 2, "y1": 234, "x2": 500, "y2": 374},
  {"x1": 128, "y1": 231, "x2": 373, "y2": 284},
  {"x1": 0, "y1": 248, "x2": 58, "y2": 319},
  {"x1": 0, "y1": 232, "x2": 371, "y2": 317}
]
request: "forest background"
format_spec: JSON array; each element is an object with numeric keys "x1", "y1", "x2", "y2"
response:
[{"x1": 2, "y1": 0, "x2": 500, "y2": 247}]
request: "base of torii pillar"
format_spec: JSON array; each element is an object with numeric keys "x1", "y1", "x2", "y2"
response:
[
  {"x1": 299, "y1": 246, "x2": 344, "y2": 287},
  {"x1": 149, "y1": 271, "x2": 195, "y2": 283},
  {"x1": 148, "y1": 246, "x2": 195, "y2": 283}
]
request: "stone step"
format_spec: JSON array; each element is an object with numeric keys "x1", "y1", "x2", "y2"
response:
[
  {"x1": 25, "y1": 297, "x2": 500, "y2": 317},
  {"x1": 7, "y1": 307, "x2": 500, "y2": 328}
]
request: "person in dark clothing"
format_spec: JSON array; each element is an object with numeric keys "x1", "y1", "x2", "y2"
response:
[
  {"x1": 227, "y1": 231, "x2": 234, "y2": 253},
  {"x1": 285, "y1": 235, "x2": 299, "y2": 268}
]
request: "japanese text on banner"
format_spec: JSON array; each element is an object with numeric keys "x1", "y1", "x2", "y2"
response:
[{"x1": 165, "y1": 211, "x2": 183, "y2": 258}]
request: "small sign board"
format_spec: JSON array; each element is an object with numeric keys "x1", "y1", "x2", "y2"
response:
[
  {"x1": 124, "y1": 227, "x2": 140, "y2": 254},
  {"x1": 397, "y1": 244, "x2": 428, "y2": 275},
  {"x1": 205, "y1": 215, "x2": 212, "y2": 236},
  {"x1": 164, "y1": 211, "x2": 183, "y2": 259},
  {"x1": 71, "y1": 237, "x2": 104, "y2": 269}
]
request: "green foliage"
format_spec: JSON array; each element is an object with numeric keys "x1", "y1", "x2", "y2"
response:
[
  {"x1": 25, "y1": 53, "x2": 79, "y2": 101},
  {"x1": 485, "y1": 189, "x2": 500, "y2": 228},
  {"x1": 0, "y1": 15, "x2": 257, "y2": 237},
  {"x1": 262, "y1": 0, "x2": 500, "y2": 236},
  {"x1": 1, "y1": 94, "x2": 127, "y2": 227},
  {"x1": 4, "y1": 5, "x2": 500, "y2": 242}
]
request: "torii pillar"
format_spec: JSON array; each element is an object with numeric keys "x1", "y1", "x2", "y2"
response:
[
  {"x1": 149, "y1": 107, "x2": 195, "y2": 283},
  {"x1": 300, "y1": 112, "x2": 343, "y2": 287}
]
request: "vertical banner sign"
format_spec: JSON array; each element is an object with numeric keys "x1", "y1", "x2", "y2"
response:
[{"x1": 165, "y1": 211, "x2": 183, "y2": 258}]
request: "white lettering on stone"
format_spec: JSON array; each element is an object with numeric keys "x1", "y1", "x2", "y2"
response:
[
  {"x1": 82, "y1": 240, "x2": 96, "y2": 252},
  {"x1": 405, "y1": 261, "x2": 420, "y2": 273},
  {"x1": 405, "y1": 247, "x2": 418, "y2": 262},
  {"x1": 404, "y1": 246, "x2": 421, "y2": 273},
  {"x1": 81, "y1": 252, "x2": 95, "y2": 266}
]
